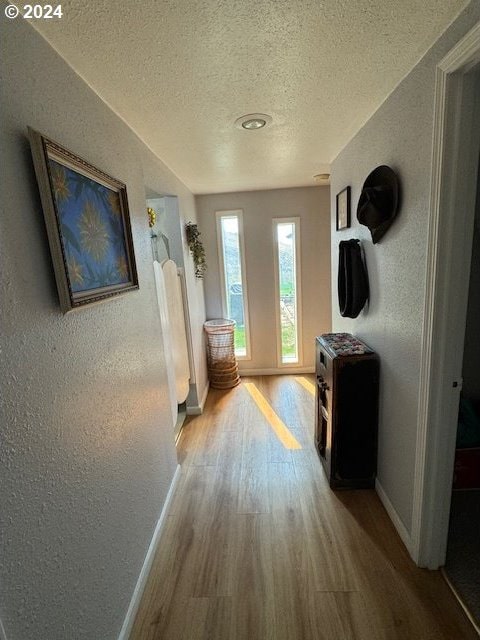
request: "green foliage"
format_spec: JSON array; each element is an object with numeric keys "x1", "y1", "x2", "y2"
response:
[
  {"x1": 281, "y1": 324, "x2": 297, "y2": 356},
  {"x1": 235, "y1": 324, "x2": 296, "y2": 357},
  {"x1": 185, "y1": 222, "x2": 207, "y2": 278},
  {"x1": 280, "y1": 283, "x2": 294, "y2": 296},
  {"x1": 234, "y1": 326, "x2": 246, "y2": 351}
]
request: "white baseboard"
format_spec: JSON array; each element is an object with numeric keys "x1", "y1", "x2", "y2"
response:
[
  {"x1": 118, "y1": 464, "x2": 181, "y2": 640},
  {"x1": 239, "y1": 367, "x2": 315, "y2": 376},
  {"x1": 375, "y1": 478, "x2": 413, "y2": 557},
  {"x1": 186, "y1": 381, "x2": 210, "y2": 415}
]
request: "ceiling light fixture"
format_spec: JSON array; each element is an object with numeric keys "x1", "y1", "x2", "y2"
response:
[
  {"x1": 235, "y1": 113, "x2": 272, "y2": 130},
  {"x1": 314, "y1": 173, "x2": 331, "y2": 182},
  {"x1": 243, "y1": 118, "x2": 266, "y2": 129}
]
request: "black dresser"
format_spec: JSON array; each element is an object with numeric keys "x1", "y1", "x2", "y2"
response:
[{"x1": 315, "y1": 333, "x2": 379, "y2": 489}]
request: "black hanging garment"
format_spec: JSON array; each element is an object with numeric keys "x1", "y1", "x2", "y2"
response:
[{"x1": 338, "y1": 239, "x2": 369, "y2": 318}]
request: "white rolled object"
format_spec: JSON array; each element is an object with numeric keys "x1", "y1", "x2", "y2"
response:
[
  {"x1": 162, "y1": 259, "x2": 190, "y2": 404},
  {"x1": 153, "y1": 260, "x2": 178, "y2": 428}
]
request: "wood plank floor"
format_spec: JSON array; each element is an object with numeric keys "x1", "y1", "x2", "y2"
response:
[{"x1": 130, "y1": 375, "x2": 477, "y2": 640}]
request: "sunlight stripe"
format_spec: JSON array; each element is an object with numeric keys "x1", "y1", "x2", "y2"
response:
[
  {"x1": 244, "y1": 382, "x2": 302, "y2": 450},
  {"x1": 295, "y1": 376, "x2": 315, "y2": 396}
]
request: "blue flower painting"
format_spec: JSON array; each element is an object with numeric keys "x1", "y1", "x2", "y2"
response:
[{"x1": 48, "y1": 159, "x2": 131, "y2": 293}]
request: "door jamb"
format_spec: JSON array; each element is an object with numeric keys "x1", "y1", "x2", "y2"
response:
[{"x1": 412, "y1": 21, "x2": 480, "y2": 569}]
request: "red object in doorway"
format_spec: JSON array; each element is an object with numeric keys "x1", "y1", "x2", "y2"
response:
[{"x1": 453, "y1": 447, "x2": 480, "y2": 490}]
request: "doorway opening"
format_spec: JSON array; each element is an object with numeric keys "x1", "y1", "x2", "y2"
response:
[
  {"x1": 443, "y1": 156, "x2": 480, "y2": 629},
  {"x1": 412, "y1": 20, "x2": 480, "y2": 601},
  {"x1": 146, "y1": 192, "x2": 193, "y2": 442}
]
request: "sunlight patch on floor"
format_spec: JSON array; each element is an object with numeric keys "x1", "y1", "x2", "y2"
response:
[
  {"x1": 244, "y1": 382, "x2": 302, "y2": 450},
  {"x1": 295, "y1": 376, "x2": 316, "y2": 396}
]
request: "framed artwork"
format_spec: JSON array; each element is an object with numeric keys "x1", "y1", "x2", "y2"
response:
[
  {"x1": 28, "y1": 127, "x2": 138, "y2": 313},
  {"x1": 336, "y1": 186, "x2": 351, "y2": 231}
]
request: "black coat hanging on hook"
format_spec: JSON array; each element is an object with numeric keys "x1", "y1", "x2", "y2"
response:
[{"x1": 338, "y1": 239, "x2": 369, "y2": 318}]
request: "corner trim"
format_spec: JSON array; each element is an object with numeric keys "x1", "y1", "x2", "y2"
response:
[
  {"x1": 438, "y1": 20, "x2": 480, "y2": 72},
  {"x1": 239, "y1": 367, "x2": 315, "y2": 376},
  {"x1": 186, "y1": 381, "x2": 209, "y2": 415},
  {"x1": 375, "y1": 478, "x2": 412, "y2": 556},
  {"x1": 118, "y1": 464, "x2": 181, "y2": 640}
]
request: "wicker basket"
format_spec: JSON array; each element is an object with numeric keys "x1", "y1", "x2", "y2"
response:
[{"x1": 204, "y1": 319, "x2": 240, "y2": 389}]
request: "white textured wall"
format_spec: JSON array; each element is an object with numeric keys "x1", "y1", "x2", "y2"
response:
[
  {"x1": 330, "y1": 3, "x2": 480, "y2": 534},
  {"x1": 196, "y1": 187, "x2": 331, "y2": 371},
  {"x1": 0, "y1": 18, "x2": 206, "y2": 640}
]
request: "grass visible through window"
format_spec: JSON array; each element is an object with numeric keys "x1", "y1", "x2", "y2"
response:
[
  {"x1": 234, "y1": 324, "x2": 295, "y2": 358},
  {"x1": 235, "y1": 325, "x2": 246, "y2": 353},
  {"x1": 280, "y1": 324, "x2": 297, "y2": 358}
]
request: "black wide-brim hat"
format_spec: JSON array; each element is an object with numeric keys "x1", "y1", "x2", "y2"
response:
[{"x1": 357, "y1": 165, "x2": 400, "y2": 244}]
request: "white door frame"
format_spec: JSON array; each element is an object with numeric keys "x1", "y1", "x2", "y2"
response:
[{"x1": 411, "y1": 21, "x2": 480, "y2": 569}]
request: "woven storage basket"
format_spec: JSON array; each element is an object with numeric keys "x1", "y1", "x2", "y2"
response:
[{"x1": 204, "y1": 319, "x2": 240, "y2": 389}]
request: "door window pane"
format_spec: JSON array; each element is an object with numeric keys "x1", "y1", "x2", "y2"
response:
[
  {"x1": 275, "y1": 220, "x2": 300, "y2": 364},
  {"x1": 218, "y1": 213, "x2": 250, "y2": 358}
]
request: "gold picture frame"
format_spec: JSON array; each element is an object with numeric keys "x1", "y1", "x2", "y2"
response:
[{"x1": 28, "y1": 127, "x2": 139, "y2": 313}]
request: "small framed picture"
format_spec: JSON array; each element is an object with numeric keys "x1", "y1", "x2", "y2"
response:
[
  {"x1": 28, "y1": 127, "x2": 139, "y2": 313},
  {"x1": 336, "y1": 186, "x2": 351, "y2": 230}
]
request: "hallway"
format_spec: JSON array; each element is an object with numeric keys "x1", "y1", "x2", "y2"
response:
[{"x1": 130, "y1": 376, "x2": 476, "y2": 640}]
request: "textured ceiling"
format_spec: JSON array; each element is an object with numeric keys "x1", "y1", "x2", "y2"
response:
[{"x1": 31, "y1": 0, "x2": 468, "y2": 194}]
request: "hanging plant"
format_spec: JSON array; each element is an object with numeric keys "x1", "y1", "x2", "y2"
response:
[{"x1": 185, "y1": 222, "x2": 207, "y2": 278}]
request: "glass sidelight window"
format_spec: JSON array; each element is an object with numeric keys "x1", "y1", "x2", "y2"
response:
[
  {"x1": 273, "y1": 218, "x2": 302, "y2": 365},
  {"x1": 216, "y1": 210, "x2": 250, "y2": 359}
]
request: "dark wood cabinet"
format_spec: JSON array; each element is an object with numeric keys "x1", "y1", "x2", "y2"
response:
[{"x1": 315, "y1": 333, "x2": 379, "y2": 489}]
